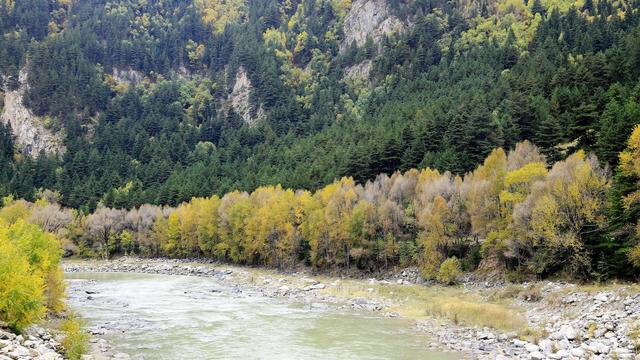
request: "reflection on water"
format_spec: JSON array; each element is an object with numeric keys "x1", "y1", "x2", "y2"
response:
[{"x1": 66, "y1": 272, "x2": 458, "y2": 360}]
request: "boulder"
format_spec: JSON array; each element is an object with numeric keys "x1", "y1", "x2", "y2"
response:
[
  {"x1": 524, "y1": 343, "x2": 540, "y2": 353},
  {"x1": 529, "y1": 351, "x2": 545, "y2": 359},
  {"x1": 552, "y1": 325, "x2": 578, "y2": 340}
]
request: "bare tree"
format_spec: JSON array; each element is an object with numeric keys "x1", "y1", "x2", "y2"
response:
[
  {"x1": 85, "y1": 207, "x2": 126, "y2": 259},
  {"x1": 28, "y1": 203, "x2": 73, "y2": 234},
  {"x1": 506, "y1": 140, "x2": 546, "y2": 171}
]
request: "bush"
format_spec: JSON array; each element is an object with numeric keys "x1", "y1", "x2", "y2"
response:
[
  {"x1": 61, "y1": 317, "x2": 88, "y2": 360},
  {"x1": 7, "y1": 220, "x2": 64, "y2": 311},
  {"x1": 437, "y1": 257, "x2": 461, "y2": 285},
  {"x1": 629, "y1": 245, "x2": 640, "y2": 268},
  {"x1": 0, "y1": 219, "x2": 65, "y2": 331},
  {"x1": 0, "y1": 228, "x2": 45, "y2": 332}
]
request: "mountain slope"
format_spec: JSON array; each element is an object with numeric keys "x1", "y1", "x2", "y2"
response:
[{"x1": 0, "y1": 0, "x2": 638, "y2": 211}]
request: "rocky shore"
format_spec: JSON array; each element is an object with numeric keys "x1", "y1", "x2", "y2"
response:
[
  {"x1": 64, "y1": 258, "x2": 640, "y2": 360},
  {"x1": 0, "y1": 325, "x2": 64, "y2": 360}
]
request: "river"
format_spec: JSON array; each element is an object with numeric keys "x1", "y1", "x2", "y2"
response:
[{"x1": 65, "y1": 272, "x2": 458, "y2": 360}]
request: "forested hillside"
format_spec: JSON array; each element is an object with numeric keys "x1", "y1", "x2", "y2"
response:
[
  {"x1": 0, "y1": 0, "x2": 639, "y2": 278},
  {"x1": 0, "y1": 0, "x2": 637, "y2": 208}
]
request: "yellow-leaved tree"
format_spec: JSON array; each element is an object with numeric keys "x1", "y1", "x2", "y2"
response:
[
  {"x1": 195, "y1": 0, "x2": 245, "y2": 33},
  {"x1": 418, "y1": 195, "x2": 452, "y2": 279},
  {"x1": 244, "y1": 186, "x2": 298, "y2": 268},
  {"x1": 0, "y1": 199, "x2": 65, "y2": 332},
  {"x1": 0, "y1": 223, "x2": 45, "y2": 332},
  {"x1": 620, "y1": 125, "x2": 640, "y2": 267},
  {"x1": 517, "y1": 151, "x2": 609, "y2": 276},
  {"x1": 302, "y1": 177, "x2": 359, "y2": 269}
]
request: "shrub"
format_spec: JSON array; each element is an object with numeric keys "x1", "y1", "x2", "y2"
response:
[
  {"x1": 7, "y1": 220, "x2": 64, "y2": 310},
  {"x1": 0, "y1": 229, "x2": 45, "y2": 332},
  {"x1": 629, "y1": 245, "x2": 640, "y2": 268},
  {"x1": 520, "y1": 285, "x2": 542, "y2": 302},
  {"x1": 0, "y1": 219, "x2": 65, "y2": 331},
  {"x1": 437, "y1": 257, "x2": 461, "y2": 285},
  {"x1": 61, "y1": 317, "x2": 88, "y2": 360}
]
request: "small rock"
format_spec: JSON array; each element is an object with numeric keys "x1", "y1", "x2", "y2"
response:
[
  {"x1": 476, "y1": 330, "x2": 495, "y2": 340},
  {"x1": 525, "y1": 343, "x2": 540, "y2": 353},
  {"x1": 37, "y1": 353, "x2": 60, "y2": 360},
  {"x1": 529, "y1": 351, "x2": 544, "y2": 359},
  {"x1": 552, "y1": 325, "x2": 578, "y2": 340},
  {"x1": 587, "y1": 341, "x2": 610, "y2": 354},
  {"x1": 594, "y1": 293, "x2": 609, "y2": 302},
  {"x1": 512, "y1": 339, "x2": 527, "y2": 347},
  {"x1": 570, "y1": 348, "x2": 585, "y2": 357}
]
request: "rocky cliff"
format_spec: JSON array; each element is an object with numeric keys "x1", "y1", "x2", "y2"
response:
[
  {"x1": 1, "y1": 70, "x2": 65, "y2": 157},
  {"x1": 339, "y1": 0, "x2": 405, "y2": 54},
  {"x1": 228, "y1": 66, "x2": 264, "y2": 125}
]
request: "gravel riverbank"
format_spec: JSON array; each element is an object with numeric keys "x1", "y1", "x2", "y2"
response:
[
  {"x1": 0, "y1": 325, "x2": 65, "y2": 360},
  {"x1": 64, "y1": 258, "x2": 640, "y2": 360}
]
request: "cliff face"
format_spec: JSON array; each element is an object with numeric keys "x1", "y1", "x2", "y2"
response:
[
  {"x1": 339, "y1": 0, "x2": 405, "y2": 53},
  {"x1": 1, "y1": 71, "x2": 65, "y2": 157},
  {"x1": 229, "y1": 66, "x2": 264, "y2": 125}
]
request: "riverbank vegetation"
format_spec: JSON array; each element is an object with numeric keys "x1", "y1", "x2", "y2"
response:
[
  {"x1": 7, "y1": 126, "x2": 640, "y2": 283},
  {"x1": 0, "y1": 197, "x2": 65, "y2": 331},
  {"x1": 0, "y1": 196, "x2": 89, "y2": 358}
]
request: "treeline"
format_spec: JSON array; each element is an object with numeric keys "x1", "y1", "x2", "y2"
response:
[{"x1": 9, "y1": 127, "x2": 640, "y2": 280}]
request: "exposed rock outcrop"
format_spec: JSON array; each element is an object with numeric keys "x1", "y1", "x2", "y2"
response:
[
  {"x1": 1, "y1": 70, "x2": 65, "y2": 157},
  {"x1": 339, "y1": 0, "x2": 405, "y2": 54},
  {"x1": 112, "y1": 68, "x2": 144, "y2": 88},
  {"x1": 344, "y1": 60, "x2": 373, "y2": 82},
  {"x1": 228, "y1": 66, "x2": 264, "y2": 125}
]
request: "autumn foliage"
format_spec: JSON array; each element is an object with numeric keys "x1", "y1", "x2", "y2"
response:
[
  {"x1": 18, "y1": 140, "x2": 619, "y2": 281},
  {"x1": 0, "y1": 198, "x2": 65, "y2": 332}
]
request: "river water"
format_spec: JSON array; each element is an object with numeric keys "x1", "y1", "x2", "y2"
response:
[{"x1": 66, "y1": 272, "x2": 458, "y2": 360}]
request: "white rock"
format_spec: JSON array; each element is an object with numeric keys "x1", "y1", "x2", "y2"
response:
[
  {"x1": 525, "y1": 343, "x2": 540, "y2": 353},
  {"x1": 570, "y1": 348, "x2": 585, "y2": 357},
  {"x1": 529, "y1": 351, "x2": 545, "y2": 359},
  {"x1": 587, "y1": 341, "x2": 610, "y2": 354},
  {"x1": 553, "y1": 325, "x2": 579, "y2": 340},
  {"x1": 538, "y1": 339, "x2": 553, "y2": 354},
  {"x1": 477, "y1": 330, "x2": 495, "y2": 340},
  {"x1": 37, "y1": 353, "x2": 60, "y2": 360},
  {"x1": 594, "y1": 293, "x2": 609, "y2": 302},
  {"x1": 512, "y1": 339, "x2": 527, "y2": 347}
]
